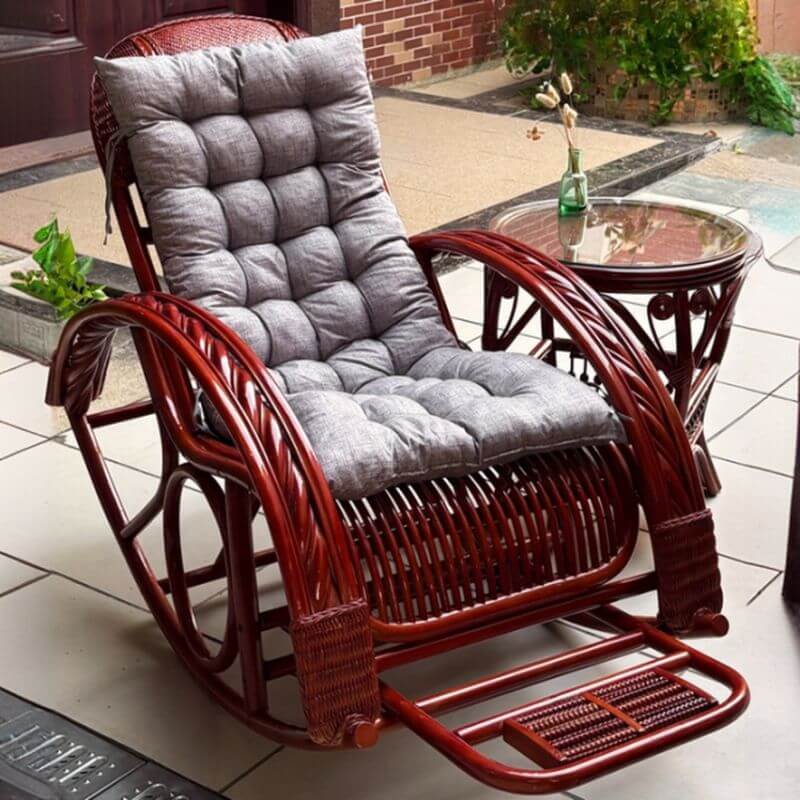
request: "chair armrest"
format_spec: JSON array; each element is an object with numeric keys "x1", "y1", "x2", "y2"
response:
[
  {"x1": 46, "y1": 292, "x2": 360, "y2": 615},
  {"x1": 47, "y1": 292, "x2": 381, "y2": 744},
  {"x1": 411, "y1": 230, "x2": 721, "y2": 633},
  {"x1": 411, "y1": 229, "x2": 703, "y2": 520}
]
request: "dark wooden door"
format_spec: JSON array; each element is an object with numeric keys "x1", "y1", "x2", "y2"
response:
[{"x1": 0, "y1": 0, "x2": 337, "y2": 149}]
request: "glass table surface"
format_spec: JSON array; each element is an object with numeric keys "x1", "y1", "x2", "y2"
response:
[{"x1": 489, "y1": 198, "x2": 750, "y2": 269}]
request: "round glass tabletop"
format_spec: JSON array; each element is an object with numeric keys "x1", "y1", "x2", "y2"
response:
[{"x1": 489, "y1": 198, "x2": 751, "y2": 270}]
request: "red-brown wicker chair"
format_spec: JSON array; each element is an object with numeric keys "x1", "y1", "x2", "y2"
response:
[{"x1": 45, "y1": 14, "x2": 748, "y2": 795}]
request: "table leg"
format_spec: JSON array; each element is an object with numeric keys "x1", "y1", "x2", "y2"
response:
[
  {"x1": 783, "y1": 363, "x2": 800, "y2": 605},
  {"x1": 693, "y1": 432, "x2": 723, "y2": 498},
  {"x1": 481, "y1": 270, "x2": 739, "y2": 498}
]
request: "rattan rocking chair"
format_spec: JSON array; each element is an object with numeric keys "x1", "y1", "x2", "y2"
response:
[{"x1": 46, "y1": 15, "x2": 747, "y2": 795}]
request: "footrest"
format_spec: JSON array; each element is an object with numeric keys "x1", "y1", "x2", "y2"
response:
[{"x1": 503, "y1": 668, "x2": 717, "y2": 767}]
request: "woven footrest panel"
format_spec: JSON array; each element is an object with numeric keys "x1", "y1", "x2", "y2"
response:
[{"x1": 503, "y1": 669, "x2": 717, "y2": 767}]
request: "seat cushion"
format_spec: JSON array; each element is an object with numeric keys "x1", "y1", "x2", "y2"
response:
[
  {"x1": 97, "y1": 28, "x2": 625, "y2": 501},
  {"x1": 278, "y1": 347, "x2": 626, "y2": 499}
]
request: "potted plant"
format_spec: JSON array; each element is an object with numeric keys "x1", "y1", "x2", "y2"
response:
[
  {"x1": 0, "y1": 218, "x2": 107, "y2": 363},
  {"x1": 502, "y1": 0, "x2": 799, "y2": 133}
]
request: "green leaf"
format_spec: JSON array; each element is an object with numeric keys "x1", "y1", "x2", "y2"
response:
[
  {"x1": 54, "y1": 231, "x2": 76, "y2": 269},
  {"x1": 76, "y1": 255, "x2": 93, "y2": 275},
  {"x1": 33, "y1": 218, "x2": 57, "y2": 244},
  {"x1": 21, "y1": 217, "x2": 105, "y2": 313}
]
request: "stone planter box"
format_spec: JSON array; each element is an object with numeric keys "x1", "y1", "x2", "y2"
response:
[
  {"x1": 582, "y1": 66, "x2": 741, "y2": 124},
  {"x1": 0, "y1": 259, "x2": 65, "y2": 364}
]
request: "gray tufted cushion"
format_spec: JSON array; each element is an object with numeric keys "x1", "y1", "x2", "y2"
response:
[{"x1": 96, "y1": 28, "x2": 625, "y2": 500}]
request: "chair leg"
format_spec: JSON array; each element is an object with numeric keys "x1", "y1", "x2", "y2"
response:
[
  {"x1": 225, "y1": 479, "x2": 269, "y2": 715},
  {"x1": 693, "y1": 433, "x2": 722, "y2": 498}
]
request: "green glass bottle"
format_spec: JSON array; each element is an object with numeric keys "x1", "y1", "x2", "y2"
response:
[{"x1": 558, "y1": 148, "x2": 589, "y2": 216}]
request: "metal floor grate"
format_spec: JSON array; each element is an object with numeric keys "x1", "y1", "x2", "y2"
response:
[{"x1": 0, "y1": 689, "x2": 225, "y2": 800}]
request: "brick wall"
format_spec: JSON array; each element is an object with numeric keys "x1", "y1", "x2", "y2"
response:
[{"x1": 340, "y1": 1, "x2": 502, "y2": 87}]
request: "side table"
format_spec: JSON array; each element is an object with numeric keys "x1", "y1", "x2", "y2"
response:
[{"x1": 487, "y1": 197, "x2": 763, "y2": 497}]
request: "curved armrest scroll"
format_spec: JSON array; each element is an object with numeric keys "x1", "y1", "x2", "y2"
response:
[
  {"x1": 46, "y1": 292, "x2": 360, "y2": 617},
  {"x1": 412, "y1": 231, "x2": 722, "y2": 633},
  {"x1": 411, "y1": 230, "x2": 704, "y2": 522}
]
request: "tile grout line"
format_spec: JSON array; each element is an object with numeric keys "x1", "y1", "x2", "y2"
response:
[
  {"x1": 0, "y1": 358, "x2": 32, "y2": 376},
  {"x1": 0, "y1": 571, "x2": 51, "y2": 601},
  {"x1": 0, "y1": 418, "x2": 54, "y2": 438},
  {"x1": 746, "y1": 571, "x2": 783, "y2": 606},
  {"x1": 707, "y1": 368, "x2": 798, "y2": 444},
  {"x1": 0, "y1": 429, "x2": 66, "y2": 463},
  {"x1": 218, "y1": 745, "x2": 285, "y2": 795},
  {"x1": 710, "y1": 454, "x2": 793, "y2": 480},
  {"x1": 719, "y1": 552, "x2": 783, "y2": 574},
  {"x1": 715, "y1": 378, "x2": 789, "y2": 398},
  {"x1": 0, "y1": 547, "x2": 151, "y2": 614},
  {"x1": 728, "y1": 321, "x2": 800, "y2": 343}
]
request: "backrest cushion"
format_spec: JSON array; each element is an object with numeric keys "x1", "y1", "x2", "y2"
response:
[{"x1": 96, "y1": 28, "x2": 456, "y2": 392}]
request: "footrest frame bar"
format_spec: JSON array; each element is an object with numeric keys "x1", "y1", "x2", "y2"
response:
[{"x1": 379, "y1": 604, "x2": 748, "y2": 795}]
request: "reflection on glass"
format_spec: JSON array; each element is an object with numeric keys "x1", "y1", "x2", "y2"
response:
[
  {"x1": 558, "y1": 213, "x2": 588, "y2": 261},
  {"x1": 493, "y1": 199, "x2": 749, "y2": 269}
]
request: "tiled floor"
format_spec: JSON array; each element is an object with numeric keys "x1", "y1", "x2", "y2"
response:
[{"x1": 0, "y1": 74, "x2": 798, "y2": 800}]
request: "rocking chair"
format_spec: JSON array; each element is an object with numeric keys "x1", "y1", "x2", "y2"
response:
[{"x1": 46, "y1": 15, "x2": 747, "y2": 795}]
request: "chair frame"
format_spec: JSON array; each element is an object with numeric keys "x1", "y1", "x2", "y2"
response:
[{"x1": 46, "y1": 14, "x2": 748, "y2": 794}]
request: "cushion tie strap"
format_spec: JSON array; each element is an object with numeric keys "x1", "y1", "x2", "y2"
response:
[
  {"x1": 102, "y1": 128, "x2": 127, "y2": 245},
  {"x1": 102, "y1": 121, "x2": 152, "y2": 245}
]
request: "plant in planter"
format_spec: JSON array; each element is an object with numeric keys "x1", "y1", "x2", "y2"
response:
[
  {"x1": 502, "y1": 0, "x2": 799, "y2": 133},
  {"x1": 11, "y1": 218, "x2": 107, "y2": 320},
  {"x1": 0, "y1": 218, "x2": 107, "y2": 363}
]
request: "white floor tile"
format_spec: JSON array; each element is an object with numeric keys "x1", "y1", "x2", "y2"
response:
[
  {"x1": 452, "y1": 318, "x2": 483, "y2": 344},
  {"x1": 578, "y1": 581, "x2": 799, "y2": 800},
  {"x1": 63, "y1": 412, "x2": 164, "y2": 477},
  {"x1": 0, "y1": 576, "x2": 274, "y2": 790},
  {"x1": 613, "y1": 531, "x2": 778, "y2": 617},
  {"x1": 774, "y1": 372, "x2": 798, "y2": 402},
  {"x1": 0, "y1": 361, "x2": 70, "y2": 436},
  {"x1": 710, "y1": 395, "x2": 797, "y2": 475},
  {"x1": 0, "y1": 338, "x2": 148, "y2": 438},
  {"x1": 0, "y1": 349, "x2": 28, "y2": 373},
  {"x1": 0, "y1": 441, "x2": 241, "y2": 605},
  {"x1": 0, "y1": 420, "x2": 46, "y2": 459},
  {"x1": 730, "y1": 208, "x2": 799, "y2": 264},
  {"x1": 714, "y1": 325, "x2": 799, "y2": 393},
  {"x1": 226, "y1": 620, "x2": 645, "y2": 800},
  {"x1": 0, "y1": 553, "x2": 44, "y2": 595},
  {"x1": 437, "y1": 266, "x2": 485, "y2": 323},
  {"x1": 703, "y1": 382, "x2": 765, "y2": 438},
  {"x1": 729, "y1": 255, "x2": 800, "y2": 341},
  {"x1": 707, "y1": 459, "x2": 792, "y2": 568}
]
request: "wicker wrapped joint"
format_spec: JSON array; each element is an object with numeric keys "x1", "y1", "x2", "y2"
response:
[{"x1": 46, "y1": 14, "x2": 748, "y2": 795}]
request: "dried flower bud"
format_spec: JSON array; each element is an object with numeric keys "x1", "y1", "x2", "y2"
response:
[
  {"x1": 526, "y1": 125, "x2": 543, "y2": 141},
  {"x1": 563, "y1": 104, "x2": 579, "y2": 128},
  {"x1": 535, "y1": 92, "x2": 558, "y2": 110},
  {"x1": 546, "y1": 83, "x2": 561, "y2": 104},
  {"x1": 560, "y1": 72, "x2": 574, "y2": 96}
]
